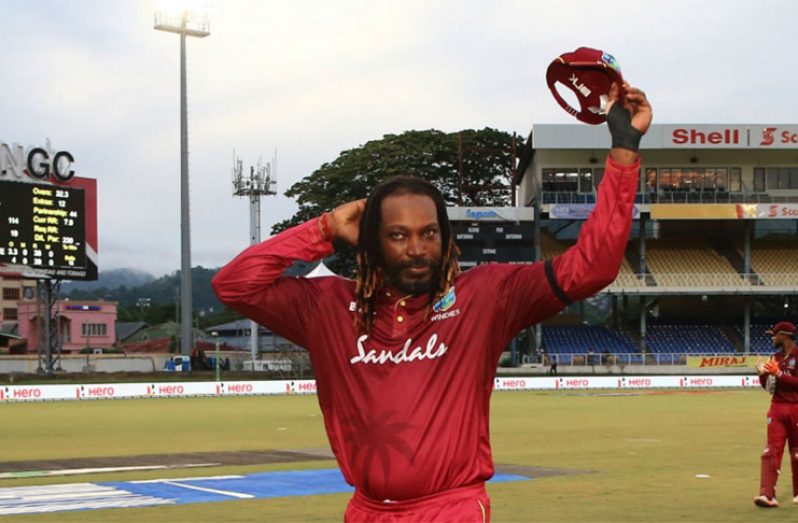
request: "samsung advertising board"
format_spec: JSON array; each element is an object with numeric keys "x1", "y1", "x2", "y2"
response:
[{"x1": 0, "y1": 141, "x2": 98, "y2": 281}]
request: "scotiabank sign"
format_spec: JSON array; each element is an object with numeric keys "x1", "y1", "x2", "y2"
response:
[
  {"x1": 736, "y1": 204, "x2": 798, "y2": 219},
  {"x1": 755, "y1": 126, "x2": 798, "y2": 148}
]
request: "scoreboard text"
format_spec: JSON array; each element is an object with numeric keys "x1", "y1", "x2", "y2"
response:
[
  {"x1": 452, "y1": 222, "x2": 535, "y2": 268},
  {"x1": 0, "y1": 179, "x2": 86, "y2": 277}
]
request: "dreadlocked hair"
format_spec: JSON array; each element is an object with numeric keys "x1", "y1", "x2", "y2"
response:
[{"x1": 353, "y1": 176, "x2": 460, "y2": 335}]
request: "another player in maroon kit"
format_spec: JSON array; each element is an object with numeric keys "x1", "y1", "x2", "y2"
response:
[
  {"x1": 755, "y1": 321, "x2": 798, "y2": 508},
  {"x1": 213, "y1": 84, "x2": 651, "y2": 522}
]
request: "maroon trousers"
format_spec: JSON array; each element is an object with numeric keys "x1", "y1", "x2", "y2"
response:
[
  {"x1": 344, "y1": 483, "x2": 489, "y2": 523},
  {"x1": 760, "y1": 401, "x2": 798, "y2": 499}
]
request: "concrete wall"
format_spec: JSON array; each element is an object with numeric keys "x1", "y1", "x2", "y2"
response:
[{"x1": 0, "y1": 355, "x2": 160, "y2": 373}]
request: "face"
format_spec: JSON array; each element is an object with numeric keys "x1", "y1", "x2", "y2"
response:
[
  {"x1": 772, "y1": 333, "x2": 791, "y2": 349},
  {"x1": 379, "y1": 193, "x2": 443, "y2": 296}
]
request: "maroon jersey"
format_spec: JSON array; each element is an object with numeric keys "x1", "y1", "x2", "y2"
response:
[
  {"x1": 213, "y1": 155, "x2": 639, "y2": 501},
  {"x1": 759, "y1": 350, "x2": 798, "y2": 403}
]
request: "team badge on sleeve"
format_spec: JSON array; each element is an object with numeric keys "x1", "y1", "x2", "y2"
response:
[{"x1": 433, "y1": 287, "x2": 456, "y2": 312}]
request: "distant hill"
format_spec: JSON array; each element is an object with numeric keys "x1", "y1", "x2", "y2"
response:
[
  {"x1": 63, "y1": 266, "x2": 222, "y2": 311},
  {"x1": 60, "y1": 258, "x2": 338, "y2": 313},
  {"x1": 61, "y1": 268, "x2": 156, "y2": 293}
]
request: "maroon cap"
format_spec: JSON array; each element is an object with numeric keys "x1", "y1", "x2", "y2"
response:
[
  {"x1": 546, "y1": 47, "x2": 624, "y2": 125},
  {"x1": 767, "y1": 321, "x2": 797, "y2": 337}
]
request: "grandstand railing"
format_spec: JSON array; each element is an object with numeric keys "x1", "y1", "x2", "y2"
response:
[
  {"x1": 605, "y1": 272, "x2": 798, "y2": 292},
  {"x1": 538, "y1": 352, "x2": 768, "y2": 367},
  {"x1": 540, "y1": 191, "x2": 798, "y2": 205}
]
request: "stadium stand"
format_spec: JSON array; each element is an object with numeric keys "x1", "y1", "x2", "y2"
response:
[
  {"x1": 747, "y1": 239, "x2": 798, "y2": 286},
  {"x1": 607, "y1": 258, "x2": 645, "y2": 288},
  {"x1": 734, "y1": 323, "x2": 778, "y2": 354},
  {"x1": 644, "y1": 324, "x2": 737, "y2": 354},
  {"x1": 542, "y1": 326, "x2": 638, "y2": 354},
  {"x1": 645, "y1": 239, "x2": 746, "y2": 287},
  {"x1": 542, "y1": 326, "x2": 644, "y2": 365},
  {"x1": 541, "y1": 236, "x2": 643, "y2": 288}
]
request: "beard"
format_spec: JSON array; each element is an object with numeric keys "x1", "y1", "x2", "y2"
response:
[{"x1": 383, "y1": 257, "x2": 441, "y2": 296}]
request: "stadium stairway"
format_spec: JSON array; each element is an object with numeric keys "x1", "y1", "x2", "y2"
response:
[
  {"x1": 711, "y1": 238, "x2": 762, "y2": 285},
  {"x1": 625, "y1": 243, "x2": 656, "y2": 286},
  {"x1": 719, "y1": 323, "x2": 746, "y2": 353}
]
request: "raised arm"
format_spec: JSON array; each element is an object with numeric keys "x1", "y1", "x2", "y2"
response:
[
  {"x1": 211, "y1": 200, "x2": 365, "y2": 345},
  {"x1": 550, "y1": 84, "x2": 652, "y2": 303},
  {"x1": 211, "y1": 219, "x2": 334, "y2": 345}
]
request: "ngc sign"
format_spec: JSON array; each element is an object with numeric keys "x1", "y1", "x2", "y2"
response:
[{"x1": 0, "y1": 141, "x2": 75, "y2": 183}]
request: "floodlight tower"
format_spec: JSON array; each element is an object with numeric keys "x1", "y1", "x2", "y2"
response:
[
  {"x1": 232, "y1": 154, "x2": 277, "y2": 363},
  {"x1": 154, "y1": 9, "x2": 210, "y2": 356}
]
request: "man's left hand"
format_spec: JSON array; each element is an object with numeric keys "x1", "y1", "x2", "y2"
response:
[
  {"x1": 607, "y1": 82, "x2": 653, "y2": 165},
  {"x1": 763, "y1": 359, "x2": 782, "y2": 377}
]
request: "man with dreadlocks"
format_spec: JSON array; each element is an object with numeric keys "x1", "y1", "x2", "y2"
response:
[{"x1": 213, "y1": 83, "x2": 651, "y2": 522}]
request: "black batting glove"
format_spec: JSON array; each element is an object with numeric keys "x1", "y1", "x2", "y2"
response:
[{"x1": 607, "y1": 103, "x2": 643, "y2": 153}]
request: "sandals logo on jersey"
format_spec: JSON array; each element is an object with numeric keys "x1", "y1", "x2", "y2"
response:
[{"x1": 433, "y1": 287, "x2": 456, "y2": 312}]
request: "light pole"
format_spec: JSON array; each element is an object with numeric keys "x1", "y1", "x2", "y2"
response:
[
  {"x1": 136, "y1": 297, "x2": 151, "y2": 321},
  {"x1": 154, "y1": 9, "x2": 210, "y2": 356},
  {"x1": 211, "y1": 330, "x2": 221, "y2": 382},
  {"x1": 232, "y1": 156, "x2": 276, "y2": 365}
]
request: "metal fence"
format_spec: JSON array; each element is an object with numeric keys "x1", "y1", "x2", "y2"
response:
[{"x1": 541, "y1": 191, "x2": 798, "y2": 205}]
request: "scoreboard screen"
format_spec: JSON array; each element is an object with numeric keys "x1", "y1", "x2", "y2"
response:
[
  {"x1": 0, "y1": 179, "x2": 87, "y2": 277},
  {"x1": 452, "y1": 221, "x2": 536, "y2": 268}
]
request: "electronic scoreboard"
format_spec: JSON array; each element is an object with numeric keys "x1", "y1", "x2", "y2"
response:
[
  {"x1": 447, "y1": 207, "x2": 536, "y2": 268},
  {"x1": 0, "y1": 179, "x2": 96, "y2": 280}
]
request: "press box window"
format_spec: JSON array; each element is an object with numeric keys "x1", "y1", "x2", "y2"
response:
[
  {"x1": 759, "y1": 167, "x2": 798, "y2": 190},
  {"x1": 754, "y1": 168, "x2": 766, "y2": 192},
  {"x1": 658, "y1": 167, "x2": 739, "y2": 191},
  {"x1": 542, "y1": 168, "x2": 579, "y2": 192},
  {"x1": 729, "y1": 168, "x2": 741, "y2": 192}
]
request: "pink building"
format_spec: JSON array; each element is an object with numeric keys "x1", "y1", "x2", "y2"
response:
[{"x1": 17, "y1": 300, "x2": 117, "y2": 354}]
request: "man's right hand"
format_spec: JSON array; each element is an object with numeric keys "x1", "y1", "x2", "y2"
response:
[{"x1": 327, "y1": 199, "x2": 366, "y2": 246}]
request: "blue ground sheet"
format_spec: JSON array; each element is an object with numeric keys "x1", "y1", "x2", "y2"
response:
[{"x1": 0, "y1": 468, "x2": 530, "y2": 515}]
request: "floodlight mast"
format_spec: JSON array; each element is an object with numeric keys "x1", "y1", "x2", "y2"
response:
[{"x1": 153, "y1": 10, "x2": 209, "y2": 356}]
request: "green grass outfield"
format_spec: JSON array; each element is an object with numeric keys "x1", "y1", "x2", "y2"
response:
[{"x1": 0, "y1": 388, "x2": 795, "y2": 522}]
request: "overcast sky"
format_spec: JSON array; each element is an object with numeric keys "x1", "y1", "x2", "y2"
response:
[{"x1": 1, "y1": 0, "x2": 796, "y2": 277}]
